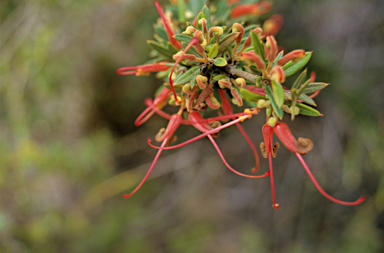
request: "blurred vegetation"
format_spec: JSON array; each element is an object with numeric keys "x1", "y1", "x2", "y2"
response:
[{"x1": 0, "y1": 0, "x2": 384, "y2": 252}]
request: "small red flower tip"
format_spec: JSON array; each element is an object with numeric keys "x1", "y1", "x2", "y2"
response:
[
  {"x1": 155, "y1": 1, "x2": 181, "y2": 50},
  {"x1": 155, "y1": 113, "x2": 182, "y2": 142},
  {"x1": 117, "y1": 62, "x2": 170, "y2": 76},
  {"x1": 231, "y1": 2, "x2": 272, "y2": 19},
  {"x1": 266, "y1": 36, "x2": 278, "y2": 62},
  {"x1": 296, "y1": 153, "x2": 365, "y2": 206},
  {"x1": 273, "y1": 122, "x2": 313, "y2": 155},
  {"x1": 241, "y1": 52, "x2": 266, "y2": 70},
  {"x1": 262, "y1": 14, "x2": 284, "y2": 37},
  {"x1": 270, "y1": 65, "x2": 285, "y2": 83},
  {"x1": 277, "y1": 49, "x2": 306, "y2": 66}
]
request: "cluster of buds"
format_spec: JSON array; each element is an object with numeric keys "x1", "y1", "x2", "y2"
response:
[{"x1": 117, "y1": 0, "x2": 365, "y2": 209}]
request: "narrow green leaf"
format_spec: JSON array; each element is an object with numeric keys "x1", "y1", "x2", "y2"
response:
[
  {"x1": 202, "y1": 5, "x2": 211, "y2": 30},
  {"x1": 213, "y1": 57, "x2": 227, "y2": 67},
  {"x1": 174, "y1": 66, "x2": 201, "y2": 85},
  {"x1": 177, "y1": 0, "x2": 186, "y2": 22},
  {"x1": 154, "y1": 27, "x2": 169, "y2": 41},
  {"x1": 292, "y1": 69, "x2": 307, "y2": 90},
  {"x1": 282, "y1": 60, "x2": 295, "y2": 70},
  {"x1": 212, "y1": 74, "x2": 227, "y2": 81},
  {"x1": 147, "y1": 40, "x2": 174, "y2": 59},
  {"x1": 296, "y1": 103, "x2": 323, "y2": 117},
  {"x1": 296, "y1": 78, "x2": 311, "y2": 95},
  {"x1": 303, "y1": 82, "x2": 329, "y2": 94},
  {"x1": 298, "y1": 93, "x2": 316, "y2": 106},
  {"x1": 208, "y1": 43, "x2": 219, "y2": 58},
  {"x1": 218, "y1": 32, "x2": 240, "y2": 54},
  {"x1": 271, "y1": 80, "x2": 285, "y2": 108},
  {"x1": 240, "y1": 88, "x2": 266, "y2": 102},
  {"x1": 174, "y1": 34, "x2": 193, "y2": 44},
  {"x1": 270, "y1": 51, "x2": 284, "y2": 69},
  {"x1": 284, "y1": 52, "x2": 312, "y2": 77},
  {"x1": 166, "y1": 42, "x2": 179, "y2": 55},
  {"x1": 251, "y1": 31, "x2": 266, "y2": 62},
  {"x1": 265, "y1": 85, "x2": 284, "y2": 119}
]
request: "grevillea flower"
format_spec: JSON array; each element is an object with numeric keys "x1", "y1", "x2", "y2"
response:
[
  {"x1": 261, "y1": 120, "x2": 365, "y2": 209},
  {"x1": 118, "y1": 0, "x2": 364, "y2": 209}
]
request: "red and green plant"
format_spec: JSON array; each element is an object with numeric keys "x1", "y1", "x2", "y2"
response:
[{"x1": 117, "y1": 0, "x2": 365, "y2": 209}]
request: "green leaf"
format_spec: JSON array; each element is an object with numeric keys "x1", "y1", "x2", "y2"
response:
[
  {"x1": 202, "y1": 5, "x2": 211, "y2": 30},
  {"x1": 174, "y1": 34, "x2": 193, "y2": 44},
  {"x1": 284, "y1": 52, "x2": 312, "y2": 77},
  {"x1": 208, "y1": 43, "x2": 219, "y2": 58},
  {"x1": 147, "y1": 40, "x2": 174, "y2": 59},
  {"x1": 177, "y1": 0, "x2": 186, "y2": 22},
  {"x1": 240, "y1": 88, "x2": 266, "y2": 102},
  {"x1": 296, "y1": 103, "x2": 323, "y2": 117},
  {"x1": 174, "y1": 66, "x2": 201, "y2": 85},
  {"x1": 302, "y1": 82, "x2": 329, "y2": 94},
  {"x1": 166, "y1": 42, "x2": 179, "y2": 55},
  {"x1": 270, "y1": 51, "x2": 284, "y2": 69},
  {"x1": 265, "y1": 85, "x2": 284, "y2": 119},
  {"x1": 218, "y1": 32, "x2": 240, "y2": 54},
  {"x1": 292, "y1": 69, "x2": 307, "y2": 90},
  {"x1": 196, "y1": 12, "x2": 206, "y2": 31},
  {"x1": 154, "y1": 27, "x2": 169, "y2": 41},
  {"x1": 282, "y1": 60, "x2": 295, "y2": 70},
  {"x1": 271, "y1": 80, "x2": 285, "y2": 108},
  {"x1": 298, "y1": 93, "x2": 316, "y2": 106},
  {"x1": 251, "y1": 31, "x2": 266, "y2": 62},
  {"x1": 213, "y1": 57, "x2": 227, "y2": 67},
  {"x1": 212, "y1": 74, "x2": 227, "y2": 81}
]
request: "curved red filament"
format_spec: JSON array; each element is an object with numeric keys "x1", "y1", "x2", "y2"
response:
[
  {"x1": 123, "y1": 136, "x2": 169, "y2": 199},
  {"x1": 296, "y1": 153, "x2": 365, "y2": 206}
]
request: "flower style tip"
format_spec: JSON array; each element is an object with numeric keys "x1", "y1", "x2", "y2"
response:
[{"x1": 155, "y1": 1, "x2": 181, "y2": 50}]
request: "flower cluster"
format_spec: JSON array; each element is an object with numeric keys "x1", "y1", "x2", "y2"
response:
[{"x1": 118, "y1": 0, "x2": 365, "y2": 209}]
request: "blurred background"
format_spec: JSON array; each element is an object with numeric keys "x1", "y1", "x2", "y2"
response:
[{"x1": 1, "y1": 0, "x2": 383, "y2": 252}]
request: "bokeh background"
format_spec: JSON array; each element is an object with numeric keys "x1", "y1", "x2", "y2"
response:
[{"x1": 1, "y1": 0, "x2": 384, "y2": 252}]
